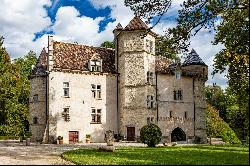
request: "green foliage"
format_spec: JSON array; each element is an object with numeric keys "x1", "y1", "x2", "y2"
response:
[
  {"x1": 0, "y1": 36, "x2": 37, "y2": 137},
  {"x1": 100, "y1": 41, "x2": 115, "y2": 49},
  {"x1": 206, "y1": 103, "x2": 241, "y2": 144},
  {"x1": 140, "y1": 123, "x2": 162, "y2": 147},
  {"x1": 62, "y1": 145, "x2": 249, "y2": 165},
  {"x1": 25, "y1": 130, "x2": 32, "y2": 138}
]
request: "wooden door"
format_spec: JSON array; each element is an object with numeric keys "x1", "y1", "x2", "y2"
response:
[
  {"x1": 69, "y1": 131, "x2": 79, "y2": 144},
  {"x1": 127, "y1": 127, "x2": 135, "y2": 141}
]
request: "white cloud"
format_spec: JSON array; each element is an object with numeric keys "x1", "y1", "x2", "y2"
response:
[
  {"x1": 188, "y1": 31, "x2": 227, "y2": 89},
  {"x1": 0, "y1": 0, "x2": 52, "y2": 58},
  {"x1": 1, "y1": 0, "x2": 227, "y2": 88}
]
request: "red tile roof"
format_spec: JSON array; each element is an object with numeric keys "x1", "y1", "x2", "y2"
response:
[
  {"x1": 155, "y1": 56, "x2": 173, "y2": 73},
  {"x1": 124, "y1": 16, "x2": 149, "y2": 31},
  {"x1": 52, "y1": 41, "x2": 116, "y2": 73}
]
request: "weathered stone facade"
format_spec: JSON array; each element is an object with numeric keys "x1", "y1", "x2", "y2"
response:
[{"x1": 29, "y1": 16, "x2": 208, "y2": 144}]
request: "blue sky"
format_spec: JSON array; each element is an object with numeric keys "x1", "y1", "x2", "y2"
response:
[{"x1": 0, "y1": 0, "x2": 227, "y2": 88}]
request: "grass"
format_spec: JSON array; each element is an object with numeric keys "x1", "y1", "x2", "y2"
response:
[{"x1": 62, "y1": 145, "x2": 249, "y2": 165}]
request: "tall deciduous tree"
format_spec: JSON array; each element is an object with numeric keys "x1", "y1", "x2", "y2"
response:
[
  {"x1": 0, "y1": 36, "x2": 37, "y2": 136},
  {"x1": 100, "y1": 41, "x2": 115, "y2": 49}
]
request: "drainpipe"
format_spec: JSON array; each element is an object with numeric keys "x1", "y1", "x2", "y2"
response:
[
  {"x1": 156, "y1": 72, "x2": 159, "y2": 122},
  {"x1": 193, "y1": 77, "x2": 195, "y2": 137},
  {"x1": 115, "y1": 35, "x2": 119, "y2": 135}
]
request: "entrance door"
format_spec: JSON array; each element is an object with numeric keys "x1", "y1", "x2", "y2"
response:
[
  {"x1": 69, "y1": 131, "x2": 79, "y2": 144},
  {"x1": 127, "y1": 127, "x2": 135, "y2": 141},
  {"x1": 171, "y1": 127, "x2": 186, "y2": 142}
]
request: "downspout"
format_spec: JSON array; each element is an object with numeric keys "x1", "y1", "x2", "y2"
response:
[
  {"x1": 116, "y1": 35, "x2": 119, "y2": 135},
  {"x1": 193, "y1": 77, "x2": 195, "y2": 137},
  {"x1": 156, "y1": 72, "x2": 159, "y2": 122}
]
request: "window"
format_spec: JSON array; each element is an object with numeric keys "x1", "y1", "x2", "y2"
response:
[
  {"x1": 62, "y1": 108, "x2": 70, "y2": 122},
  {"x1": 33, "y1": 117, "x2": 38, "y2": 124},
  {"x1": 63, "y1": 82, "x2": 69, "y2": 97},
  {"x1": 175, "y1": 70, "x2": 181, "y2": 79},
  {"x1": 91, "y1": 84, "x2": 101, "y2": 99},
  {"x1": 147, "y1": 117, "x2": 154, "y2": 124},
  {"x1": 91, "y1": 108, "x2": 101, "y2": 123},
  {"x1": 89, "y1": 60, "x2": 101, "y2": 72},
  {"x1": 147, "y1": 95, "x2": 155, "y2": 109},
  {"x1": 149, "y1": 41, "x2": 154, "y2": 52},
  {"x1": 184, "y1": 112, "x2": 188, "y2": 119},
  {"x1": 147, "y1": 71, "x2": 154, "y2": 84},
  {"x1": 173, "y1": 89, "x2": 183, "y2": 100},
  {"x1": 33, "y1": 94, "x2": 38, "y2": 102},
  {"x1": 170, "y1": 111, "x2": 173, "y2": 118},
  {"x1": 146, "y1": 39, "x2": 154, "y2": 53}
]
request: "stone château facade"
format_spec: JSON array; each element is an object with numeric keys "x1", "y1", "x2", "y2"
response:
[{"x1": 29, "y1": 16, "x2": 208, "y2": 144}]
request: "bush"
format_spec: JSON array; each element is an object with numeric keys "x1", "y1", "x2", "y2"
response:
[
  {"x1": 140, "y1": 123, "x2": 162, "y2": 147},
  {"x1": 206, "y1": 104, "x2": 241, "y2": 144}
]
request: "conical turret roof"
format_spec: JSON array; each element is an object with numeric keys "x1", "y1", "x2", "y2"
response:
[
  {"x1": 182, "y1": 49, "x2": 206, "y2": 66},
  {"x1": 124, "y1": 16, "x2": 149, "y2": 30}
]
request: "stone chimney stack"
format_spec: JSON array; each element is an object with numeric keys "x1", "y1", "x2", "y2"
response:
[
  {"x1": 113, "y1": 23, "x2": 123, "y2": 70},
  {"x1": 47, "y1": 35, "x2": 54, "y2": 71}
]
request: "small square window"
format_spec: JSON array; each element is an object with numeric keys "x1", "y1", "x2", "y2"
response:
[{"x1": 33, "y1": 94, "x2": 38, "y2": 102}]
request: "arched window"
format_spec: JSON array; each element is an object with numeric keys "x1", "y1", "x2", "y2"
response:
[{"x1": 33, "y1": 117, "x2": 38, "y2": 124}]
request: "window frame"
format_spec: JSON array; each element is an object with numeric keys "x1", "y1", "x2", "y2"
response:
[
  {"x1": 91, "y1": 108, "x2": 102, "y2": 124},
  {"x1": 90, "y1": 60, "x2": 102, "y2": 72},
  {"x1": 147, "y1": 95, "x2": 155, "y2": 109},
  {"x1": 173, "y1": 89, "x2": 183, "y2": 101},
  {"x1": 62, "y1": 108, "x2": 70, "y2": 122},
  {"x1": 147, "y1": 71, "x2": 154, "y2": 84},
  {"x1": 63, "y1": 82, "x2": 69, "y2": 97},
  {"x1": 33, "y1": 94, "x2": 38, "y2": 102},
  {"x1": 91, "y1": 84, "x2": 102, "y2": 99}
]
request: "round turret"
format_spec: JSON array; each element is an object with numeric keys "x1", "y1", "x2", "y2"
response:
[{"x1": 182, "y1": 49, "x2": 208, "y2": 81}]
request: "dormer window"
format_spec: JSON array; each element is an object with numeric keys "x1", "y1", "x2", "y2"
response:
[
  {"x1": 89, "y1": 60, "x2": 102, "y2": 72},
  {"x1": 175, "y1": 70, "x2": 181, "y2": 79}
]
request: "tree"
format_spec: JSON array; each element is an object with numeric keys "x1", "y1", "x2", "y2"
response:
[
  {"x1": 140, "y1": 123, "x2": 162, "y2": 147},
  {"x1": 0, "y1": 36, "x2": 37, "y2": 136},
  {"x1": 100, "y1": 41, "x2": 115, "y2": 49}
]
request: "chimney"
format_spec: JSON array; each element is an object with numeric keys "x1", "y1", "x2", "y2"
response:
[{"x1": 47, "y1": 35, "x2": 54, "y2": 71}]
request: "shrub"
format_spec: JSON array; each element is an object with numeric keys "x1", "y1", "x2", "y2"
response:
[
  {"x1": 140, "y1": 123, "x2": 162, "y2": 147},
  {"x1": 206, "y1": 104, "x2": 241, "y2": 144}
]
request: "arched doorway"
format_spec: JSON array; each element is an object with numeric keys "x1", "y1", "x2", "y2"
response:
[{"x1": 171, "y1": 127, "x2": 186, "y2": 142}]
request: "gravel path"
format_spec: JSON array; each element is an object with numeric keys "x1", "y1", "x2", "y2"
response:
[
  {"x1": 0, "y1": 140, "x2": 195, "y2": 165},
  {"x1": 0, "y1": 140, "x2": 147, "y2": 165}
]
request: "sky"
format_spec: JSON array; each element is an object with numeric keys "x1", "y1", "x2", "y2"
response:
[{"x1": 0, "y1": 0, "x2": 227, "y2": 88}]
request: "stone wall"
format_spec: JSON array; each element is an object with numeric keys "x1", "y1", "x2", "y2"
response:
[
  {"x1": 157, "y1": 74, "x2": 195, "y2": 142},
  {"x1": 117, "y1": 30, "x2": 157, "y2": 137},
  {"x1": 48, "y1": 71, "x2": 117, "y2": 143},
  {"x1": 29, "y1": 76, "x2": 47, "y2": 142}
]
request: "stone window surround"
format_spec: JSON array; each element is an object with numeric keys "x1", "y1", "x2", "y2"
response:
[
  {"x1": 91, "y1": 108, "x2": 102, "y2": 124},
  {"x1": 62, "y1": 107, "x2": 70, "y2": 122},
  {"x1": 91, "y1": 84, "x2": 102, "y2": 99},
  {"x1": 33, "y1": 117, "x2": 38, "y2": 124},
  {"x1": 146, "y1": 71, "x2": 154, "y2": 84},
  {"x1": 173, "y1": 89, "x2": 183, "y2": 101},
  {"x1": 145, "y1": 39, "x2": 154, "y2": 53},
  {"x1": 63, "y1": 82, "x2": 69, "y2": 97},
  {"x1": 33, "y1": 94, "x2": 38, "y2": 102},
  {"x1": 175, "y1": 70, "x2": 181, "y2": 80},
  {"x1": 147, "y1": 117, "x2": 154, "y2": 124},
  {"x1": 147, "y1": 95, "x2": 156, "y2": 109}
]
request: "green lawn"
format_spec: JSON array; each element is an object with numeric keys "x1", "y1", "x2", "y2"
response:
[{"x1": 62, "y1": 145, "x2": 249, "y2": 165}]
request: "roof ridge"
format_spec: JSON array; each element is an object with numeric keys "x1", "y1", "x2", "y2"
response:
[{"x1": 53, "y1": 41, "x2": 114, "y2": 51}]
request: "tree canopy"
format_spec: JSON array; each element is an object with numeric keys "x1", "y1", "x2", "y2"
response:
[{"x1": 0, "y1": 36, "x2": 37, "y2": 136}]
